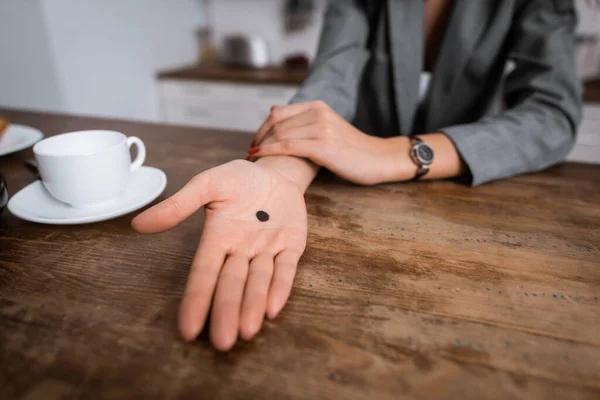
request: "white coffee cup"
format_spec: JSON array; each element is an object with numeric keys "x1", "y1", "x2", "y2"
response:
[{"x1": 33, "y1": 130, "x2": 146, "y2": 207}]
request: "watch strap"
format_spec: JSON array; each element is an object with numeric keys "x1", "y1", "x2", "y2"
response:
[
  {"x1": 411, "y1": 136, "x2": 424, "y2": 146},
  {"x1": 413, "y1": 164, "x2": 430, "y2": 180}
]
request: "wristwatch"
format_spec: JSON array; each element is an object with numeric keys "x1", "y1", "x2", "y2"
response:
[{"x1": 409, "y1": 136, "x2": 434, "y2": 180}]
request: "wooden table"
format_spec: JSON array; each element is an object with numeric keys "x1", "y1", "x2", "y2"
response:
[{"x1": 1, "y1": 109, "x2": 599, "y2": 400}]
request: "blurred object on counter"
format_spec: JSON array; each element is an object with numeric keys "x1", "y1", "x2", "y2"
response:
[
  {"x1": 0, "y1": 118, "x2": 8, "y2": 142},
  {"x1": 0, "y1": 171, "x2": 7, "y2": 216},
  {"x1": 219, "y1": 34, "x2": 270, "y2": 69},
  {"x1": 196, "y1": 27, "x2": 216, "y2": 64},
  {"x1": 284, "y1": 0, "x2": 316, "y2": 32},
  {"x1": 284, "y1": 54, "x2": 310, "y2": 71}
]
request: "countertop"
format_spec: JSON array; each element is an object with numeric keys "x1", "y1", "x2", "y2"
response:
[
  {"x1": 1, "y1": 108, "x2": 599, "y2": 399},
  {"x1": 584, "y1": 79, "x2": 600, "y2": 103},
  {"x1": 157, "y1": 65, "x2": 600, "y2": 102},
  {"x1": 157, "y1": 63, "x2": 308, "y2": 86}
]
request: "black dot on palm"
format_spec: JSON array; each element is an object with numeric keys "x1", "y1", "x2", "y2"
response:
[{"x1": 256, "y1": 210, "x2": 269, "y2": 222}]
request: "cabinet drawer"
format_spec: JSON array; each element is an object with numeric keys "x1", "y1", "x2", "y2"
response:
[
  {"x1": 583, "y1": 105, "x2": 600, "y2": 119},
  {"x1": 160, "y1": 79, "x2": 298, "y2": 105},
  {"x1": 569, "y1": 106, "x2": 600, "y2": 163},
  {"x1": 160, "y1": 80, "x2": 239, "y2": 101},
  {"x1": 159, "y1": 79, "x2": 300, "y2": 132},
  {"x1": 238, "y1": 85, "x2": 298, "y2": 103},
  {"x1": 164, "y1": 101, "x2": 261, "y2": 133}
]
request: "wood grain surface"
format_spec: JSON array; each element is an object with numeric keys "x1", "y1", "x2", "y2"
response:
[
  {"x1": 157, "y1": 63, "x2": 307, "y2": 85},
  {"x1": 0, "y1": 108, "x2": 599, "y2": 400}
]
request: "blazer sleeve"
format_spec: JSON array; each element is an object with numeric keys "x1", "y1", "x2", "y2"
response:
[
  {"x1": 440, "y1": 0, "x2": 583, "y2": 186},
  {"x1": 288, "y1": 0, "x2": 370, "y2": 121}
]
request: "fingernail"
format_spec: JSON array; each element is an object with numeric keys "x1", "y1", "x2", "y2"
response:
[
  {"x1": 245, "y1": 156, "x2": 250, "y2": 161},
  {"x1": 250, "y1": 140, "x2": 256, "y2": 148},
  {"x1": 248, "y1": 147, "x2": 260, "y2": 155}
]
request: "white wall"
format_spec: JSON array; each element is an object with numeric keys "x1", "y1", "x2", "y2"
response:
[
  {"x1": 209, "y1": 0, "x2": 599, "y2": 76},
  {"x1": 1, "y1": 0, "x2": 597, "y2": 121},
  {"x1": 209, "y1": 0, "x2": 326, "y2": 64},
  {"x1": 576, "y1": 0, "x2": 600, "y2": 35},
  {"x1": 0, "y1": 0, "x2": 202, "y2": 121},
  {"x1": 0, "y1": 0, "x2": 65, "y2": 110}
]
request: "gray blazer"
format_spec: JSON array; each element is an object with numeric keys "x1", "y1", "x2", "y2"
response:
[{"x1": 290, "y1": 0, "x2": 582, "y2": 185}]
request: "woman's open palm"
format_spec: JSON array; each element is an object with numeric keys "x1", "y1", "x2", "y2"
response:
[{"x1": 132, "y1": 160, "x2": 307, "y2": 351}]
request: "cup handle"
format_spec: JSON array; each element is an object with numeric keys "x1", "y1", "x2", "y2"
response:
[{"x1": 126, "y1": 136, "x2": 146, "y2": 172}]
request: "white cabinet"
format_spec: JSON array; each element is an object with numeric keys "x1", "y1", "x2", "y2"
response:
[
  {"x1": 568, "y1": 104, "x2": 600, "y2": 164},
  {"x1": 159, "y1": 79, "x2": 298, "y2": 133}
]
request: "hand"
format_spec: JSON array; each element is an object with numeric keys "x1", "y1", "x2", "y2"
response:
[
  {"x1": 250, "y1": 101, "x2": 415, "y2": 185},
  {"x1": 132, "y1": 160, "x2": 308, "y2": 351}
]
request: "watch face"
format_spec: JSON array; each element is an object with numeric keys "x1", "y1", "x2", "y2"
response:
[{"x1": 416, "y1": 143, "x2": 434, "y2": 164}]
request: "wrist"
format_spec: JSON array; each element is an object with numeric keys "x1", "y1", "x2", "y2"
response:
[
  {"x1": 373, "y1": 136, "x2": 417, "y2": 183},
  {"x1": 255, "y1": 156, "x2": 319, "y2": 192}
]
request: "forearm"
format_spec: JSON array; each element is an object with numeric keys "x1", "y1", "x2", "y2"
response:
[
  {"x1": 380, "y1": 133, "x2": 467, "y2": 182},
  {"x1": 256, "y1": 156, "x2": 320, "y2": 192},
  {"x1": 251, "y1": 103, "x2": 466, "y2": 186},
  {"x1": 434, "y1": 0, "x2": 580, "y2": 186}
]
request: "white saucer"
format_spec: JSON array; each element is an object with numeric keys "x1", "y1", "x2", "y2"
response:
[
  {"x1": 0, "y1": 124, "x2": 44, "y2": 156},
  {"x1": 8, "y1": 166, "x2": 167, "y2": 225}
]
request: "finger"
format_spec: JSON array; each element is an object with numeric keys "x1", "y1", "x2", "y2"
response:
[
  {"x1": 250, "y1": 139, "x2": 322, "y2": 162},
  {"x1": 255, "y1": 101, "x2": 325, "y2": 144},
  {"x1": 178, "y1": 235, "x2": 226, "y2": 342},
  {"x1": 132, "y1": 171, "x2": 214, "y2": 234},
  {"x1": 255, "y1": 103, "x2": 311, "y2": 143},
  {"x1": 258, "y1": 111, "x2": 321, "y2": 146},
  {"x1": 267, "y1": 249, "x2": 302, "y2": 320},
  {"x1": 239, "y1": 254, "x2": 274, "y2": 340},
  {"x1": 210, "y1": 253, "x2": 249, "y2": 351},
  {"x1": 261, "y1": 123, "x2": 322, "y2": 148}
]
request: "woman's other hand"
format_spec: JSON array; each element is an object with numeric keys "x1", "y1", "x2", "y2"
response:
[{"x1": 250, "y1": 101, "x2": 415, "y2": 185}]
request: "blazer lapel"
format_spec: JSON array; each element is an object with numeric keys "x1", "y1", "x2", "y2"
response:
[
  {"x1": 424, "y1": 0, "x2": 492, "y2": 131},
  {"x1": 387, "y1": 0, "x2": 423, "y2": 136}
]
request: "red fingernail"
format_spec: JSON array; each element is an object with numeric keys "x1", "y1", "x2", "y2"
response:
[
  {"x1": 250, "y1": 140, "x2": 256, "y2": 148},
  {"x1": 245, "y1": 156, "x2": 250, "y2": 161},
  {"x1": 248, "y1": 147, "x2": 260, "y2": 155}
]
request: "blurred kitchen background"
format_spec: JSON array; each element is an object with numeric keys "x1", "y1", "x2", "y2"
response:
[{"x1": 0, "y1": 0, "x2": 599, "y2": 163}]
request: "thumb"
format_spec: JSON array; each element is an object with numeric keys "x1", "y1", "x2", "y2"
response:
[{"x1": 132, "y1": 170, "x2": 215, "y2": 234}]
